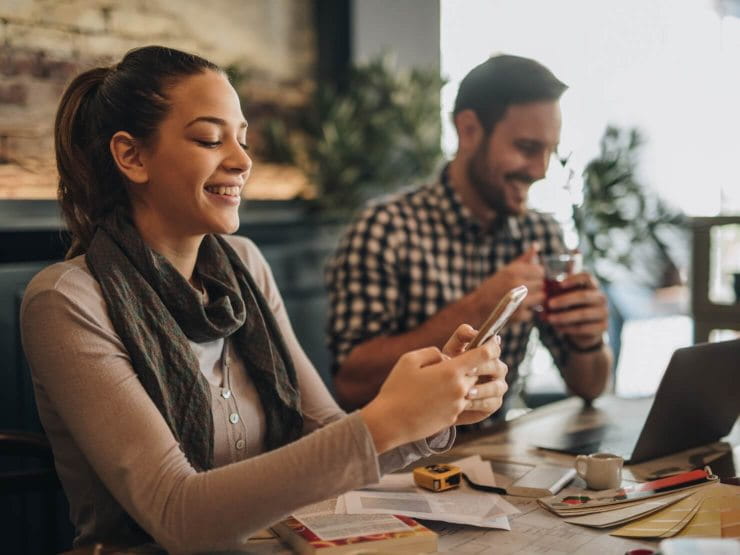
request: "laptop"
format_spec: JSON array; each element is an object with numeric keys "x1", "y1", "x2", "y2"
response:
[{"x1": 534, "y1": 339, "x2": 740, "y2": 464}]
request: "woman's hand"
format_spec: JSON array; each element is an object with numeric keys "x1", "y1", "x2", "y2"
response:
[
  {"x1": 440, "y1": 323, "x2": 478, "y2": 356},
  {"x1": 360, "y1": 332, "x2": 500, "y2": 454},
  {"x1": 441, "y1": 324, "x2": 509, "y2": 426}
]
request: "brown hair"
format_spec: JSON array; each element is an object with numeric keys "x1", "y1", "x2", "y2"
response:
[
  {"x1": 453, "y1": 54, "x2": 567, "y2": 134},
  {"x1": 54, "y1": 45, "x2": 222, "y2": 258}
]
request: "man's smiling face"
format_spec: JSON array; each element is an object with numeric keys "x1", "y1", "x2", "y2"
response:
[{"x1": 468, "y1": 100, "x2": 562, "y2": 217}]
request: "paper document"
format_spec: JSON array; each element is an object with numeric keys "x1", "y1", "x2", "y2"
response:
[
  {"x1": 342, "y1": 489, "x2": 513, "y2": 528},
  {"x1": 423, "y1": 497, "x2": 654, "y2": 554},
  {"x1": 339, "y1": 455, "x2": 518, "y2": 528}
]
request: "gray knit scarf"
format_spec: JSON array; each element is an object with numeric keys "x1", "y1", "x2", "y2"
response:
[{"x1": 84, "y1": 210, "x2": 303, "y2": 543}]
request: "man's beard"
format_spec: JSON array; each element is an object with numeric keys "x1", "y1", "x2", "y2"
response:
[
  {"x1": 467, "y1": 141, "x2": 509, "y2": 217},
  {"x1": 467, "y1": 141, "x2": 534, "y2": 218}
]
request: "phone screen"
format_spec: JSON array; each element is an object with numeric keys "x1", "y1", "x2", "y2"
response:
[{"x1": 466, "y1": 285, "x2": 528, "y2": 350}]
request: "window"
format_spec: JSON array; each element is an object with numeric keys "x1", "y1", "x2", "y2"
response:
[{"x1": 441, "y1": 0, "x2": 740, "y2": 218}]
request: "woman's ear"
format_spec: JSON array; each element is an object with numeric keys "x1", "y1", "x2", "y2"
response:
[
  {"x1": 454, "y1": 109, "x2": 485, "y2": 155},
  {"x1": 110, "y1": 131, "x2": 149, "y2": 185}
]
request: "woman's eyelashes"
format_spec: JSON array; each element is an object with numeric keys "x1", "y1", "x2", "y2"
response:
[
  {"x1": 196, "y1": 140, "x2": 220, "y2": 148},
  {"x1": 195, "y1": 139, "x2": 250, "y2": 151}
]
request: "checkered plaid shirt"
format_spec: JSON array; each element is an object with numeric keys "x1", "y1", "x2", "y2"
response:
[{"x1": 325, "y1": 167, "x2": 570, "y2": 392}]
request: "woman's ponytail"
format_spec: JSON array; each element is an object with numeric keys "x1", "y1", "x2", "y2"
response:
[{"x1": 55, "y1": 67, "x2": 109, "y2": 259}]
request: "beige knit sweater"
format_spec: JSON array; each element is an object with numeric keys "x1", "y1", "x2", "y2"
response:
[{"x1": 21, "y1": 235, "x2": 452, "y2": 553}]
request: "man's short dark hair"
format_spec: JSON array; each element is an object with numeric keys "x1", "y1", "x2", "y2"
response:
[{"x1": 453, "y1": 54, "x2": 568, "y2": 133}]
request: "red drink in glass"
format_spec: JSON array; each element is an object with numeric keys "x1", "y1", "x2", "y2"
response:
[
  {"x1": 544, "y1": 278, "x2": 574, "y2": 314},
  {"x1": 541, "y1": 253, "x2": 582, "y2": 315}
]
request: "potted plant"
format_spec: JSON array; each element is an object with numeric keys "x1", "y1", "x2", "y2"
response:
[
  {"x1": 260, "y1": 54, "x2": 445, "y2": 215},
  {"x1": 573, "y1": 125, "x2": 689, "y2": 289},
  {"x1": 572, "y1": 125, "x2": 690, "y2": 366}
]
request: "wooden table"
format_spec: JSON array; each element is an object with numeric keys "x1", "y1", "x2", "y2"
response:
[
  {"x1": 452, "y1": 395, "x2": 739, "y2": 478},
  {"x1": 63, "y1": 396, "x2": 739, "y2": 554},
  {"x1": 430, "y1": 395, "x2": 740, "y2": 554}
]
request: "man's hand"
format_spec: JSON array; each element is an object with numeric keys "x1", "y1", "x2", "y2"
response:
[
  {"x1": 474, "y1": 243, "x2": 544, "y2": 324},
  {"x1": 544, "y1": 271, "x2": 609, "y2": 349}
]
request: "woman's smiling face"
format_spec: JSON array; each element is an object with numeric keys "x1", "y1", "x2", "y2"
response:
[{"x1": 130, "y1": 69, "x2": 252, "y2": 240}]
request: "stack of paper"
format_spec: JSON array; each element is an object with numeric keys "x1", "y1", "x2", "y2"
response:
[
  {"x1": 539, "y1": 466, "x2": 739, "y2": 540},
  {"x1": 540, "y1": 468, "x2": 718, "y2": 517},
  {"x1": 611, "y1": 484, "x2": 740, "y2": 540},
  {"x1": 538, "y1": 468, "x2": 724, "y2": 531},
  {"x1": 562, "y1": 490, "x2": 696, "y2": 528},
  {"x1": 337, "y1": 455, "x2": 520, "y2": 529}
]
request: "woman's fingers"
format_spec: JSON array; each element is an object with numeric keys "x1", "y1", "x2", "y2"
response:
[
  {"x1": 370, "y1": 335, "x2": 507, "y2": 449},
  {"x1": 442, "y1": 324, "x2": 477, "y2": 357},
  {"x1": 466, "y1": 396, "x2": 504, "y2": 413},
  {"x1": 458, "y1": 376, "x2": 508, "y2": 421},
  {"x1": 460, "y1": 355, "x2": 508, "y2": 421},
  {"x1": 428, "y1": 341, "x2": 504, "y2": 416},
  {"x1": 467, "y1": 356, "x2": 507, "y2": 380},
  {"x1": 400, "y1": 346, "x2": 445, "y2": 368},
  {"x1": 466, "y1": 375, "x2": 508, "y2": 401},
  {"x1": 463, "y1": 339, "x2": 502, "y2": 365}
]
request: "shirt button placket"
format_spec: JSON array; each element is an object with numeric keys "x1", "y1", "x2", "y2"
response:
[{"x1": 222, "y1": 388, "x2": 246, "y2": 456}]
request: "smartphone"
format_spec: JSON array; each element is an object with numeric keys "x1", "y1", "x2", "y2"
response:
[{"x1": 466, "y1": 285, "x2": 528, "y2": 350}]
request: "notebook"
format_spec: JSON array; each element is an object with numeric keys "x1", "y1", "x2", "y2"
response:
[
  {"x1": 272, "y1": 514, "x2": 437, "y2": 554},
  {"x1": 534, "y1": 339, "x2": 740, "y2": 464}
]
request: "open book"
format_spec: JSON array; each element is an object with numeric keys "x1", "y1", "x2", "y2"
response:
[{"x1": 272, "y1": 512, "x2": 437, "y2": 554}]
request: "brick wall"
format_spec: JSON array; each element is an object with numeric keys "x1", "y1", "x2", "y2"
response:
[{"x1": 0, "y1": 0, "x2": 316, "y2": 199}]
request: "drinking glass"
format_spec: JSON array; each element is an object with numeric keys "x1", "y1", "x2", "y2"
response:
[{"x1": 541, "y1": 252, "x2": 583, "y2": 314}]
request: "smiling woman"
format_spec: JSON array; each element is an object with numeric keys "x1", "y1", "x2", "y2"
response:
[
  {"x1": 19, "y1": 46, "x2": 508, "y2": 553},
  {"x1": 112, "y1": 71, "x2": 252, "y2": 262}
]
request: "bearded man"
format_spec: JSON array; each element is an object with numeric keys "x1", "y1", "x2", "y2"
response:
[{"x1": 325, "y1": 55, "x2": 612, "y2": 422}]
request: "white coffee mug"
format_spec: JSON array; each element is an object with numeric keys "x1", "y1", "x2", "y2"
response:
[{"x1": 575, "y1": 452, "x2": 623, "y2": 490}]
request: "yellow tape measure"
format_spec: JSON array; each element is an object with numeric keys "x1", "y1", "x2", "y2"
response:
[{"x1": 413, "y1": 464, "x2": 462, "y2": 492}]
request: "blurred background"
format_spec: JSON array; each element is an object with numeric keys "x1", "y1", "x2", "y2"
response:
[{"x1": 1, "y1": 1, "x2": 739, "y2": 552}]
